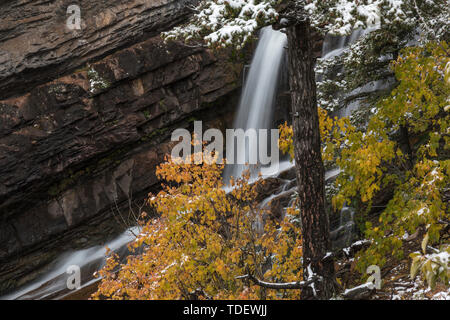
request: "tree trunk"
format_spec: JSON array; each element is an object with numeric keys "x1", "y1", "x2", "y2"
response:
[{"x1": 287, "y1": 21, "x2": 336, "y2": 300}]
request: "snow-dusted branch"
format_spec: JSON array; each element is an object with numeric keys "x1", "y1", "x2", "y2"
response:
[
  {"x1": 236, "y1": 273, "x2": 321, "y2": 290},
  {"x1": 163, "y1": 0, "x2": 279, "y2": 48},
  {"x1": 162, "y1": 0, "x2": 416, "y2": 48}
]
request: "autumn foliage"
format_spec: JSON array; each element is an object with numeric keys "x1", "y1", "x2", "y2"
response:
[
  {"x1": 92, "y1": 152, "x2": 303, "y2": 300},
  {"x1": 282, "y1": 42, "x2": 450, "y2": 289}
]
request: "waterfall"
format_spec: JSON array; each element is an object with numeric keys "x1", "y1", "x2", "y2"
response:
[{"x1": 223, "y1": 27, "x2": 287, "y2": 183}]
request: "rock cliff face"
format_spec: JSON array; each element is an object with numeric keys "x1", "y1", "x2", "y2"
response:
[
  {"x1": 0, "y1": 0, "x2": 244, "y2": 294},
  {"x1": 0, "y1": 0, "x2": 200, "y2": 100}
]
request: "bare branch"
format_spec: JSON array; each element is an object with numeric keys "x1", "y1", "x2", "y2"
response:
[{"x1": 236, "y1": 274, "x2": 321, "y2": 290}]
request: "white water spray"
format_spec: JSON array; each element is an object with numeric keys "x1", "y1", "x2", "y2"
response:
[{"x1": 224, "y1": 27, "x2": 287, "y2": 183}]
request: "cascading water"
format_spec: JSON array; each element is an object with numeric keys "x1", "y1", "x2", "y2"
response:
[
  {"x1": 322, "y1": 29, "x2": 367, "y2": 60},
  {"x1": 321, "y1": 28, "x2": 384, "y2": 249},
  {"x1": 223, "y1": 27, "x2": 288, "y2": 183}
]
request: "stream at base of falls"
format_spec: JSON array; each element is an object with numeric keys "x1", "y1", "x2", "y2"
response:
[{"x1": 1, "y1": 227, "x2": 139, "y2": 300}]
